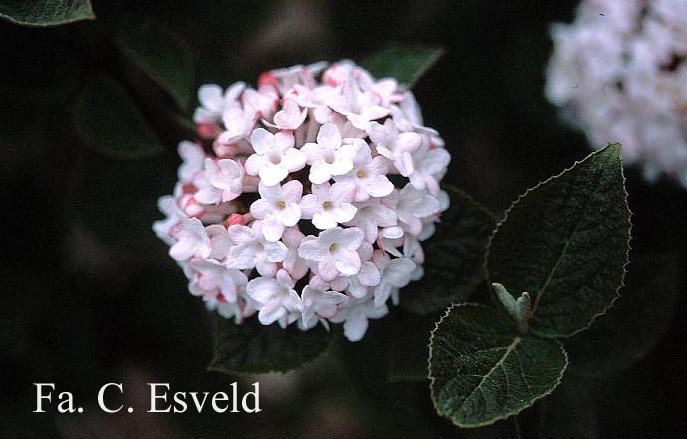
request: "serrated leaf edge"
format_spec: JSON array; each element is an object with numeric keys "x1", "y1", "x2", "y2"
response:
[
  {"x1": 428, "y1": 303, "x2": 569, "y2": 428},
  {"x1": 0, "y1": 1, "x2": 95, "y2": 27},
  {"x1": 484, "y1": 144, "x2": 632, "y2": 338}
]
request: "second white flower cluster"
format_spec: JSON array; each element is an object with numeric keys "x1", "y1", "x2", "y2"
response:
[{"x1": 154, "y1": 60, "x2": 450, "y2": 341}]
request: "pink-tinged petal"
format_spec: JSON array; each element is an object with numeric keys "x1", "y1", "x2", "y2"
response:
[
  {"x1": 366, "y1": 302, "x2": 389, "y2": 319},
  {"x1": 227, "y1": 224, "x2": 255, "y2": 243},
  {"x1": 280, "y1": 203, "x2": 302, "y2": 226},
  {"x1": 274, "y1": 130, "x2": 295, "y2": 151},
  {"x1": 282, "y1": 226, "x2": 306, "y2": 248},
  {"x1": 373, "y1": 204, "x2": 397, "y2": 227},
  {"x1": 335, "y1": 249, "x2": 362, "y2": 275},
  {"x1": 330, "y1": 181, "x2": 356, "y2": 202},
  {"x1": 250, "y1": 199, "x2": 273, "y2": 220},
  {"x1": 257, "y1": 181, "x2": 281, "y2": 200},
  {"x1": 299, "y1": 194, "x2": 321, "y2": 218},
  {"x1": 169, "y1": 239, "x2": 195, "y2": 261},
  {"x1": 341, "y1": 227, "x2": 365, "y2": 250},
  {"x1": 308, "y1": 163, "x2": 332, "y2": 184},
  {"x1": 198, "y1": 84, "x2": 223, "y2": 111},
  {"x1": 258, "y1": 302, "x2": 286, "y2": 325},
  {"x1": 226, "y1": 245, "x2": 256, "y2": 270},
  {"x1": 312, "y1": 212, "x2": 338, "y2": 230},
  {"x1": 281, "y1": 180, "x2": 304, "y2": 202},
  {"x1": 374, "y1": 284, "x2": 393, "y2": 307},
  {"x1": 343, "y1": 312, "x2": 368, "y2": 342},
  {"x1": 318, "y1": 257, "x2": 339, "y2": 281},
  {"x1": 396, "y1": 152, "x2": 414, "y2": 176},
  {"x1": 301, "y1": 143, "x2": 322, "y2": 164},
  {"x1": 255, "y1": 259, "x2": 278, "y2": 277},
  {"x1": 381, "y1": 226, "x2": 404, "y2": 239},
  {"x1": 194, "y1": 187, "x2": 221, "y2": 204},
  {"x1": 317, "y1": 123, "x2": 342, "y2": 149},
  {"x1": 397, "y1": 132, "x2": 422, "y2": 152},
  {"x1": 281, "y1": 148, "x2": 307, "y2": 172},
  {"x1": 206, "y1": 225, "x2": 232, "y2": 259},
  {"x1": 259, "y1": 164, "x2": 288, "y2": 186},
  {"x1": 298, "y1": 239, "x2": 328, "y2": 262},
  {"x1": 250, "y1": 128, "x2": 273, "y2": 154},
  {"x1": 358, "y1": 261, "x2": 381, "y2": 286},
  {"x1": 285, "y1": 289, "x2": 304, "y2": 312},
  {"x1": 264, "y1": 240, "x2": 288, "y2": 262},
  {"x1": 329, "y1": 156, "x2": 354, "y2": 176},
  {"x1": 365, "y1": 175, "x2": 394, "y2": 198},
  {"x1": 385, "y1": 258, "x2": 416, "y2": 287},
  {"x1": 261, "y1": 216, "x2": 285, "y2": 242},
  {"x1": 246, "y1": 277, "x2": 278, "y2": 303},
  {"x1": 334, "y1": 203, "x2": 357, "y2": 224},
  {"x1": 370, "y1": 156, "x2": 391, "y2": 175},
  {"x1": 244, "y1": 154, "x2": 267, "y2": 176}
]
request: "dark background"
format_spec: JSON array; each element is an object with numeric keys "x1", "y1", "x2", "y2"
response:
[{"x1": 1, "y1": 1, "x2": 685, "y2": 437}]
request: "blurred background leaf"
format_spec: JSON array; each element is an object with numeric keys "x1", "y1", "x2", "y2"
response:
[
  {"x1": 361, "y1": 43, "x2": 445, "y2": 88},
  {"x1": 116, "y1": 23, "x2": 194, "y2": 111},
  {"x1": 0, "y1": 0, "x2": 94, "y2": 27},
  {"x1": 71, "y1": 76, "x2": 164, "y2": 159}
]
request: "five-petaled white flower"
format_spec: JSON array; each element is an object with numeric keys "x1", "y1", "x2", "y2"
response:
[
  {"x1": 244, "y1": 128, "x2": 306, "y2": 186},
  {"x1": 333, "y1": 139, "x2": 394, "y2": 202},
  {"x1": 194, "y1": 158, "x2": 244, "y2": 204},
  {"x1": 250, "y1": 181, "x2": 303, "y2": 242},
  {"x1": 298, "y1": 227, "x2": 365, "y2": 281},
  {"x1": 301, "y1": 123, "x2": 354, "y2": 184},
  {"x1": 300, "y1": 182, "x2": 357, "y2": 230},
  {"x1": 226, "y1": 221, "x2": 288, "y2": 277},
  {"x1": 247, "y1": 269, "x2": 303, "y2": 326}
]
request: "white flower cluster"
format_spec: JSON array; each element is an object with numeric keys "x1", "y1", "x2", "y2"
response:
[
  {"x1": 546, "y1": 0, "x2": 687, "y2": 186},
  {"x1": 153, "y1": 61, "x2": 450, "y2": 341}
]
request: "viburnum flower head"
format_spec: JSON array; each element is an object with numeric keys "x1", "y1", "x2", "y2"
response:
[
  {"x1": 546, "y1": 0, "x2": 687, "y2": 187},
  {"x1": 154, "y1": 60, "x2": 451, "y2": 341}
]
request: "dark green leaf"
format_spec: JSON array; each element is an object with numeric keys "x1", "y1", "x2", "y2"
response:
[
  {"x1": 209, "y1": 315, "x2": 332, "y2": 374},
  {"x1": 0, "y1": 0, "x2": 94, "y2": 27},
  {"x1": 401, "y1": 186, "x2": 498, "y2": 314},
  {"x1": 361, "y1": 43, "x2": 445, "y2": 88},
  {"x1": 117, "y1": 24, "x2": 194, "y2": 111},
  {"x1": 566, "y1": 252, "x2": 679, "y2": 379},
  {"x1": 429, "y1": 303, "x2": 567, "y2": 428},
  {"x1": 71, "y1": 76, "x2": 164, "y2": 159},
  {"x1": 537, "y1": 375, "x2": 598, "y2": 439},
  {"x1": 487, "y1": 144, "x2": 631, "y2": 338}
]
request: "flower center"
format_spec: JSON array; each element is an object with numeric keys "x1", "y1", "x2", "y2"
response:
[
  {"x1": 356, "y1": 169, "x2": 366, "y2": 178},
  {"x1": 270, "y1": 154, "x2": 282, "y2": 165},
  {"x1": 277, "y1": 200, "x2": 287, "y2": 209},
  {"x1": 322, "y1": 201, "x2": 333, "y2": 209},
  {"x1": 328, "y1": 243, "x2": 337, "y2": 252}
]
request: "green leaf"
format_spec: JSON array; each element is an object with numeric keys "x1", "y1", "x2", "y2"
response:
[
  {"x1": 71, "y1": 76, "x2": 164, "y2": 159},
  {"x1": 361, "y1": 43, "x2": 445, "y2": 88},
  {"x1": 0, "y1": 0, "x2": 94, "y2": 27},
  {"x1": 400, "y1": 186, "x2": 498, "y2": 314},
  {"x1": 117, "y1": 24, "x2": 194, "y2": 111},
  {"x1": 209, "y1": 315, "x2": 332, "y2": 374},
  {"x1": 487, "y1": 144, "x2": 631, "y2": 338},
  {"x1": 537, "y1": 375, "x2": 598, "y2": 439},
  {"x1": 565, "y1": 252, "x2": 679, "y2": 379},
  {"x1": 429, "y1": 303, "x2": 567, "y2": 428}
]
